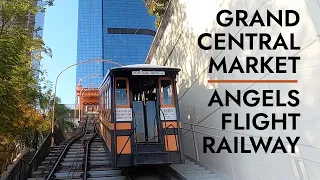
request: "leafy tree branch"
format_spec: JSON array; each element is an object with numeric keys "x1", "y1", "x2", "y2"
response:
[{"x1": 142, "y1": 0, "x2": 170, "y2": 28}]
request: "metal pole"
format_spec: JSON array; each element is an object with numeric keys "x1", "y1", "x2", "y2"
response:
[
  {"x1": 79, "y1": 95, "x2": 81, "y2": 123},
  {"x1": 51, "y1": 59, "x2": 122, "y2": 147},
  {"x1": 74, "y1": 97, "x2": 77, "y2": 128},
  {"x1": 191, "y1": 124, "x2": 199, "y2": 161},
  {"x1": 51, "y1": 76, "x2": 59, "y2": 147}
]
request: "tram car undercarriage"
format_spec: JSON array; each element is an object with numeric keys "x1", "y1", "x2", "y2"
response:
[{"x1": 98, "y1": 64, "x2": 184, "y2": 167}]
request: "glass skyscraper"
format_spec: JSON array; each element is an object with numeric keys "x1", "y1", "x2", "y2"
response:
[{"x1": 76, "y1": 0, "x2": 156, "y2": 87}]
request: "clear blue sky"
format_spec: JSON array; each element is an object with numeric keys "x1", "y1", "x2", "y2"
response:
[{"x1": 42, "y1": 0, "x2": 78, "y2": 104}]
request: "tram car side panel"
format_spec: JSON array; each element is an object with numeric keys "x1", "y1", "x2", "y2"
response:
[
  {"x1": 98, "y1": 64, "x2": 184, "y2": 167},
  {"x1": 98, "y1": 77, "x2": 115, "y2": 165},
  {"x1": 158, "y1": 77, "x2": 183, "y2": 163},
  {"x1": 113, "y1": 77, "x2": 133, "y2": 167}
]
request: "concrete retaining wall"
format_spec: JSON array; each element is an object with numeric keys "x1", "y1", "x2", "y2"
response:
[{"x1": 147, "y1": 0, "x2": 320, "y2": 179}]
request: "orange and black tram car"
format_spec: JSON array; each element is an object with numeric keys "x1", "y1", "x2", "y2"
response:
[{"x1": 98, "y1": 64, "x2": 184, "y2": 167}]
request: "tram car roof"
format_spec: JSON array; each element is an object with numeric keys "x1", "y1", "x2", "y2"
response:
[
  {"x1": 99, "y1": 64, "x2": 181, "y2": 89},
  {"x1": 111, "y1": 64, "x2": 180, "y2": 72}
]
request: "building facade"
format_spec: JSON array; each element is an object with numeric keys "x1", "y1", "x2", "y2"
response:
[
  {"x1": 76, "y1": 0, "x2": 156, "y2": 87},
  {"x1": 147, "y1": 0, "x2": 320, "y2": 179}
]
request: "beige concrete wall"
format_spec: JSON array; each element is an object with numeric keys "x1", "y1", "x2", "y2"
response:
[{"x1": 147, "y1": 0, "x2": 320, "y2": 179}]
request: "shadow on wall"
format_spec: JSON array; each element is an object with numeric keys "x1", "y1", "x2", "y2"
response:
[{"x1": 147, "y1": 0, "x2": 320, "y2": 179}]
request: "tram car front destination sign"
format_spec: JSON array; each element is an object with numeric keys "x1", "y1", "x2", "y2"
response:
[{"x1": 132, "y1": 71, "x2": 165, "y2": 76}]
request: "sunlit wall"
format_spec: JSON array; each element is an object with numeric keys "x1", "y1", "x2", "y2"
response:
[{"x1": 147, "y1": 0, "x2": 320, "y2": 179}]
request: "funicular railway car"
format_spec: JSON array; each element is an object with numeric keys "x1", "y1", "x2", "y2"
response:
[{"x1": 98, "y1": 64, "x2": 184, "y2": 167}]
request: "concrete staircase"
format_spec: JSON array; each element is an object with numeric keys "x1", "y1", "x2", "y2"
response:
[
  {"x1": 170, "y1": 158, "x2": 224, "y2": 180},
  {"x1": 0, "y1": 148, "x2": 36, "y2": 179},
  {"x1": 22, "y1": 150, "x2": 36, "y2": 163}
]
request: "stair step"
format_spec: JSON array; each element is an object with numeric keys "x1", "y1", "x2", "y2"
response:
[
  {"x1": 91, "y1": 145, "x2": 104, "y2": 147},
  {"x1": 89, "y1": 160, "x2": 111, "y2": 166},
  {"x1": 66, "y1": 154, "x2": 85, "y2": 158},
  {"x1": 45, "y1": 156, "x2": 58, "y2": 160},
  {"x1": 63, "y1": 157, "x2": 84, "y2": 161},
  {"x1": 48, "y1": 153, "x2": 61, "y2": 156},
  {"x1": 182, "y1": 170, "x2": 218, "y2": 178},
  {"x1": 88, "y1": 170, "x2": 122, "y2": 177},
  {"x1": 67, "y1": 151, "x2": 85, "y2": 155},
  {"x1": 69, "y1": 149, "x2": 85, "y2": 152},
  {"x1": 90, "y1": 156, "x2": 111, "y2": 161},
  {"x1": 60, "y1": 161, "x2": 83, "y2": 166},
  {"x1": 37, "y1": 165, "x2": 53, "y2": 170},
  {"x1": 91, "y1": 150, "x2": 106, "y2": 153},
  {"x1": 69, "y1": 146, "x2": 84, "y2": 149},
  {"x1": 185, "y1": 160, "x2": 195, "y2": 165},
  {"x1": 87, "y1": 177, "x2": 126, "y2": 180},
  {"x1": 31, "y1": 171, "x2": 50, "y2": 177},
  {"x1": 54, "y1": 171, "x2": 83, "y2": 178},
  {"x1": 171, "y1": 164, "x2": 205, "y2": 172},
  {"x1": 89, "y1": 167, "x2": 119, "y2": 171},
  {"x1": 91, "y1": 153, "x2": 109, "y2": 157},
  {"x1": 191, "y1": 177, "x2": 223, "y2": 180},
  {"x1": 41, "y1": 160, "x2": 56, "y2": 165},
  {"x1": 183, "y1": 169, "x2": 211, "y2": 174}
]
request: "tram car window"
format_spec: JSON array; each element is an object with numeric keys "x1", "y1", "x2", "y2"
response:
[
  {"x1": 160, "y1": 79, "x2": 174, "y2": 105},
  {"x1": 98, "y1": 64, "x2": 184, "y2": 167}
]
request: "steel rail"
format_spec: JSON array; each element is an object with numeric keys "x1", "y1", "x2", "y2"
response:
[
  {"x1": 45, "y1": 119, "x2": 88, "y2": 180},
  {"x1": 35, "y1": 127, "x2": 84, "y2": 179},
  {"x1": 66, "y1": 141, "x2": 82, "y2": 180},
  {"x1": 66, "y1": 123, "x2": 88, "y2": 180},
  {"x1": 34, "y1": 144, "x2": 65, "y2": 179},
  {"x1": 83, "y1": 120, "x2": 97, "y2": 180}
]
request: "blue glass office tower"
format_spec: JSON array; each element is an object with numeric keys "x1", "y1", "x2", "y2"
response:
[
  {"x1": 76, "y1": 0, "x2": 156, "y2": 87},
  {"x1": 76, "y1": 1, "x2": 103, "y2": 87}
]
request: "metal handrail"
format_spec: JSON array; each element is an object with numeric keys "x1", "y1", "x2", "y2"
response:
[
  {"x1": 132, "y1": 109, "x2": 138, "y2": 165},
  {"x1": 181, "y1": 121, "x2": 239, "y2": 136},
  {"x1": 2, "y1": 127, "x2": 60, "y2": 180},
  {"x1": 159, "y1": 109, "x2": 170, "y2": 162},
  {"x1": 29, "y1": 132, "x2": 52, "y2": 165},
  {"x1": 35, "y1": 125, "x2": 82, "y2": 179},
  {"x1": 161, "y1": 123, "x2": 179, "y2": 152},
  {"x1": 117, "y1": 127, "x2": 136, "y2": 159},
  {"x1": 181, "y1": 121, "x2": 320, "y2": 152},
  {"x1": 46, "y1": 119, "x2": 87, "y2": 180},
  {"x1": 180, "y1": 121, "x2": 320, "y2": 166}
]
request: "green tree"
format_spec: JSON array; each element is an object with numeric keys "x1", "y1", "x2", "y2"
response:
[
  {"x1": 55, "y1": 103, "x2": 74, "y2": 131},
  {"x1": 143, "y1": 0, "x2": 169, "y2": 28},
  {"x1": 38, "y1": 85, "x2": 74, "y2": 135},
  {"x1": 0, "y1": 0, "x2": 54, "y2": 163}
]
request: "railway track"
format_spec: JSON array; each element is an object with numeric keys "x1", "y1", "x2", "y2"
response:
[
  {"x1": 28, "y1": 115, "x2": 124, "y2": 180},
  {"x1": 28, "y1": 115, "x2": 182, "y2": 180}
]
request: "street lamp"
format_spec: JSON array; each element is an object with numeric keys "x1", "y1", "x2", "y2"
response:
[
  {"x1": 77, "y1": 74, "x2": 103, "y2": 86},
  {"x1": 51, "y1": 59, "x2": 122, "y2": 147},
  {"x1": 74, "y1": 74, "x2": 103, "y2": 126}
]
